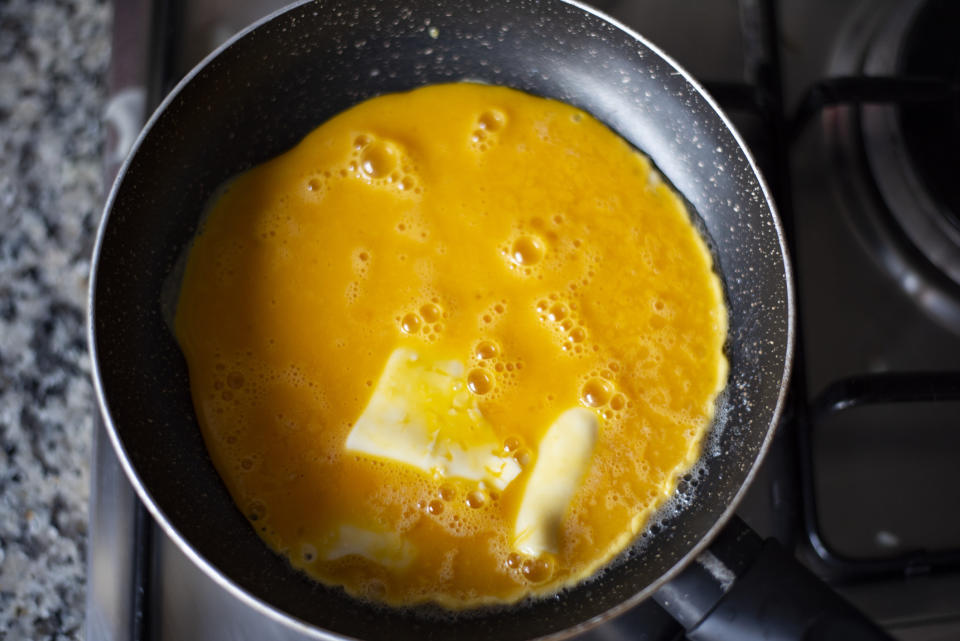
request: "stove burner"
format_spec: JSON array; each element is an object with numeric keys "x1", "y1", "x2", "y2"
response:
[
  {"x1": 898, "y1": 0, "x2": 960, "y2": 231},
  {"x1": 850, "y1": 0, "x2": 960, "y2": 331}
]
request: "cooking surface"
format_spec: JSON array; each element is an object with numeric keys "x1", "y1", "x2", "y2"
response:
[{"x1": 87, "y1": 0, "x2": 960, "y2": 640}]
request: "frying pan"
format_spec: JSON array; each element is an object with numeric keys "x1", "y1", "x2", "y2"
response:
[{"x1": 88, "y1": 0, "x2": 892, "y2": 639}]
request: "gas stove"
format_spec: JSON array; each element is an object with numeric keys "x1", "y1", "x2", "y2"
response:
[{"x1": 88, "y1": 1, "x2": 960, "y2": 639}]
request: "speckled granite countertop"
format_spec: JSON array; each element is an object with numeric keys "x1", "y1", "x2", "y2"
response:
[{"x1": 0, "y1": 0, "x2": 110, "y2": 638}]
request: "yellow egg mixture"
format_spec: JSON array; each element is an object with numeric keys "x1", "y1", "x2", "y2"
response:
[{"x1": 174, "y1": 83, "x2": 728, "y2": 608}]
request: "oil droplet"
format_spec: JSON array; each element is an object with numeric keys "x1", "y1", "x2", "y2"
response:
[
  {"x1": 503, "y1": 436, "x2": 521, "y2": 453},
  {"x1": 569, "y1": 327, "x2": 586, "y2": 343},
  {"x1": 420, "y1": 303, "x2": 442, "y2": 322},
  {"x1": 506, "y1": 553, "x2": 522, "y2": 569},
  {"x1": 466, "y1": 491, "x2": 486, "y2": 508},
  {"x1": 511, "y1": 236, "x2": 545, "y2": 266},
  {"x1": 240, "y1": 458, "x2": 253, "y2": 470},
  {"x1": 475, "y1": 341, "x2": 499, "y2": 359},
  {"x1": 400, "y1": 313, "x2": 421, "y2": 334},
  {"x1": 581, "y1": 378, "x2": 614, "y2": 407},
  {"x1": 227, "y1": 372, "x2": 245, "y2": 389},
  {"x1": 467, "y1": 369, "x2": 493, "y2": 394},
  {"x1": 610, "y1": 393, "x2": 626, "y2": 411},
  {"x1": 439, "y1": 485, "x2": 455, "y2": 501},
  {"x1": 306, "y1": 178, "x2": 321, "y2": 192},
  {"x1": 428, "y1": 500, "x2": 444, "y2": 515},
  {"x1": 360, "y1": 141, "x2": 397, "y2": 178}
]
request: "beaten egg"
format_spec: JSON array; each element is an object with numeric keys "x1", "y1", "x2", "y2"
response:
[{"x1": 174, "y1": 83, "x2": 728, "y2": 608}]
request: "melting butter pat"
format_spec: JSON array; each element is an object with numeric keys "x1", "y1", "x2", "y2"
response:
[
  {"x1": 345, "y1": 348, "x2": 521, "y2": 490},
  {"x1": 514, "y1": 408, "x2": 598, "y2": 557},
  {"x1": 322, "y1": 524, "x2": 416, "y2": 569}
]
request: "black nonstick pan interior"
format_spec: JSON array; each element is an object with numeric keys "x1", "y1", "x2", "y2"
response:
[{"x1": 90, "y1": 1, "x2": 792, "y2": 639}]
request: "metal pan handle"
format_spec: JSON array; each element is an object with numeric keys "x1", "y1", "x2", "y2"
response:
[{"x1": 653, "y1": 515, "x2": 893, "y2": 640}]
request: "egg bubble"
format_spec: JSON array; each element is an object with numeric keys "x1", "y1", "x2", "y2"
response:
[
  {"x1": 513, "y1": 448, "x2": 532, "y2": 467},
  {"x1": 511, "y1": 236, "x2": 545, "y2": 266},
  {"x1": 521, "y1": 554, "x2": 555, "y2": 583},
  {"x1": 465, "y1": 491, "x2": 486, "y2": 509},
  {"x1": 548, "y1": 303, "x2": 566, "y2": 322},
  {"x1": 475, "y1": 340, "x2": 499, "y2": 360},
  {"x1": 360, "y1": 141, "x2": 398, "y2": 179},
  {"x1": 420, "y1": 303, "x2": 442, "y2": 322},
  {"x1": 353, "y1": 133, "x2": 373, "y2": 150},
  {"x1": 467, "y1": 369, "x2": 493, "y2": 395},
  {"x1": 581, "y1": 378, "x2": 614, "y2": 407},
  {"x1": 400, "y1": 313, "x2": 421, "y2": 334},
  {"x1": 478, "y1": 109, "x2": 506, "y2": 132}
]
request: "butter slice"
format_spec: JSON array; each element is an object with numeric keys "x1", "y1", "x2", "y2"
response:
[
  {"x1": 323, "y1": 524, "x2": 415, "y2": 569},
  {"x1": 514, "y1": 408, "x2": 598, "y2": 557},
  {"x1": 345, "y1": 348, "x2": 521, "y2": 490}
]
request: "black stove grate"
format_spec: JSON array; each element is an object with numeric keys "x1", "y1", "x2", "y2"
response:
[{"x1": 710, "y1": 0, "x2": 960, "y2": 585}]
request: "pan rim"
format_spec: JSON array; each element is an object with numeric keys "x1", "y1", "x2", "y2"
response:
[{"x1": 86, "y1": 0, "x2": 796, "y2": 638}]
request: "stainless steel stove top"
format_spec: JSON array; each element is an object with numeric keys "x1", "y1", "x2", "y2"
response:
[{"x1": 89, "y1": 1, "x2": 960, "y2": 639}]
